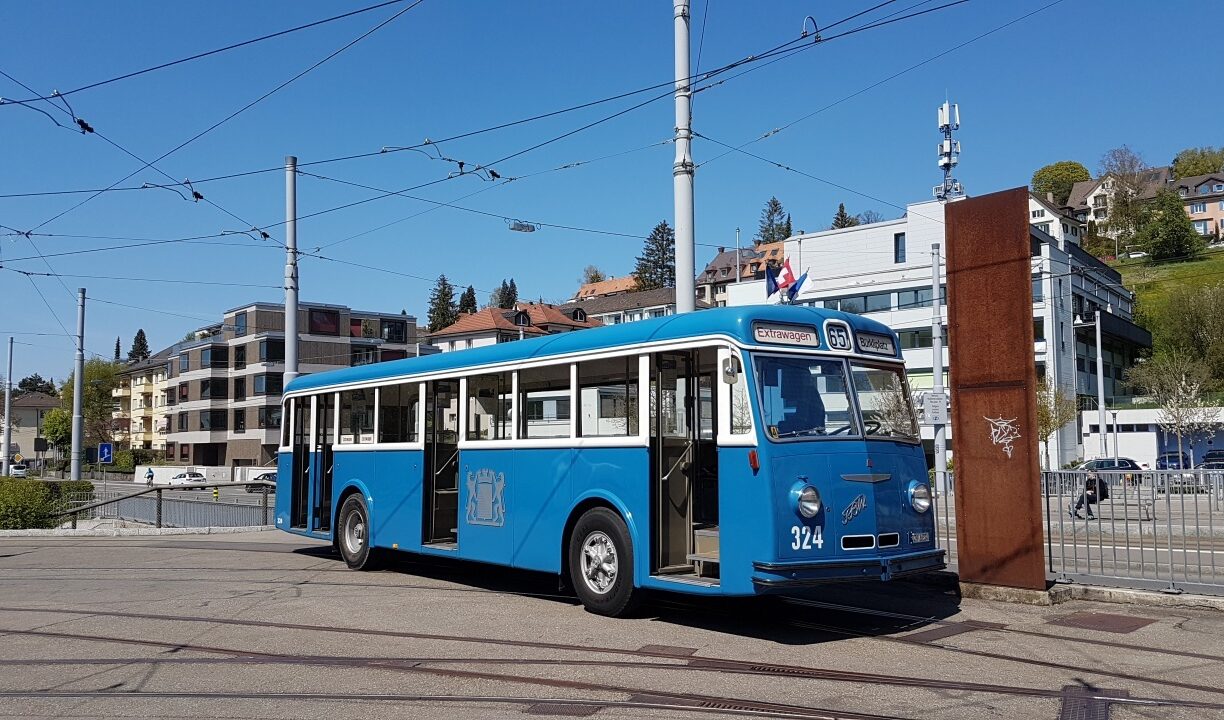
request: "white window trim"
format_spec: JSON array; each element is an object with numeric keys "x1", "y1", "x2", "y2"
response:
[{"x1": 716, "y1": 345, "x2": 757, "y2": 447}]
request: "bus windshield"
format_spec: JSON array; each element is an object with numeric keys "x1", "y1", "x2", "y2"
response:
[{"x1": 754, "y1": 355, "x2": 919, "y2": 441}]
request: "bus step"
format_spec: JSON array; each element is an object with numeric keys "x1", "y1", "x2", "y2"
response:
[
  {"x1": 693, "y1": 526, "x2": 719, "y2": 557},
  {"x1": 435, "y1": 489, "x2": 459, "y2": 495},
  {"x1": 686, "y1": 551, "x2": 719, "y2": 564}
]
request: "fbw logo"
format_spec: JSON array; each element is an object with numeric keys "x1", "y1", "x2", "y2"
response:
[{"x1": 465, "y1": 469, "x2": 506, "y2": 527}]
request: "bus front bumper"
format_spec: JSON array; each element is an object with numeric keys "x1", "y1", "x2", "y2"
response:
[{"x1": 750, "y1": 548, "x2": 946, "y2": 589}]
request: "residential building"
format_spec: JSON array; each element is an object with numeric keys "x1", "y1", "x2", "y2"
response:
[
  {"x1": 163, "y1": 302, "x2": 430, "y2": 467},
  {"x1": 724, "y1": 197, "x2": 1151, "y2": 467},
  {"x1": 1064, "y1": 166, "x2": 1173, "y2": 237},
  {"x1": 570, "y1": 276, "x2": 638, "y2": 302},
  {"x1": 1174, "y1": 172, "x2": 1224, "y2": 239},
  {"x1": 112, "y1": 347, "x2": 174, "y2": 452},
  {"x1": 695, "y1": 241, "x2": 783, "y2": 307},
  {"x1": 560, "y1": 287, "x2": 709, "y2": 326},
  {"x1": 429, "y1": 302, "x2": 601, "y2": 352},
  {"x1": 3, "y1": 391, "x2": 59, "y2": 465}
]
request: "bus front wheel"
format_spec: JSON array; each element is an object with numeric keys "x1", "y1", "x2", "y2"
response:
[
  {"x1": 568, "y1": 508, "x2": 639, "y2": 617},
  {"x1": 337, "y1": 495, "x2": 381, "y2": 571}
]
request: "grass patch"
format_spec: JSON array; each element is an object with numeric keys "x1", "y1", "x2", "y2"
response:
[{"x1": 1114, "y1": 247, "x2": 1224, "y2": 311}]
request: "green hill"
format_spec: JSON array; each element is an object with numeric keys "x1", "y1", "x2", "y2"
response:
[{"x1": 1114, "y1": 247, "x2": 1224, "y2": 316}]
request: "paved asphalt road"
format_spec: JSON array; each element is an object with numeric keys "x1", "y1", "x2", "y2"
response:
[{"x1": 2, "y1": 532, "x2": 1224, "y2": 719}]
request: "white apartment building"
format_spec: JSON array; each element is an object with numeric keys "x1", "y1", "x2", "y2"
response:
[{"x1": 726, "y1": 197, "x2": 1151, "y2": 467}]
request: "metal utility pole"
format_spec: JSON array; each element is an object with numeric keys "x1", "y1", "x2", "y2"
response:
[
  {"x1": 284, "y1": 156, "x2": 300, "y2": 385},
  {"x1": 71, "y1": 288, "x2": 85, "y2": 482},
  {"x1": 735, "y1": 228, "x2": 742, "y2": 283},
  {"x1": 1094, "y1": 306, "x2": 1107, "y2": 458},
  {"x1": 672, "y1": 0, "x2": 696, "y2": 313},
  {"x1": 1, "y1": 337, "x2": 12, "y2": 476},
  {"x1": 930, "y1": 244, "x2": 947, "y2": 493}
]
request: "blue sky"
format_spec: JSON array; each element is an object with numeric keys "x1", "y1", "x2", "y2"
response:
[{"x1": 2, "y1": 0, "x2": 1220, "y2": 383}]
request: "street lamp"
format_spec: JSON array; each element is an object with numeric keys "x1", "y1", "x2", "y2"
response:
[
  {"x1": 1110, "y1": 409, "x2": 1119, "y2": 463},
  {"x1": 1074, "y1": 306, "x2": 1110, "y2": 458}
]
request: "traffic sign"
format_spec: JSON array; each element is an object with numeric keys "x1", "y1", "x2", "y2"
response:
[
  {"x1": 12, "y1": 453, "x2": 23, "y2": 464},
  {"x1": 98, "y1": 443, "x2": 113, "y2": 465}
]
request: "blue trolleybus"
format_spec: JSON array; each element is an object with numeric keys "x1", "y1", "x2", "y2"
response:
[{"x1": 276, "y1": 305, "x2": 944, "y2": 616}]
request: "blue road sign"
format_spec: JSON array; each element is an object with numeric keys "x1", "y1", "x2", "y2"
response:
[{"x1": 98, "y1": 443, "x2": 113, "y2": 465}]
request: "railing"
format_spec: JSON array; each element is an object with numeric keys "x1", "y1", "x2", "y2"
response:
[
  {"x1": 56, "y1": 483, "x2": 274, "y2": 529},
  {"x1": 932, "y1": 470, "x2": 1224, "y2": 596}
]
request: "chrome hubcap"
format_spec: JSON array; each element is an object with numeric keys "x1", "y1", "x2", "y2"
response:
[
  {"x1": 580, "y1": 531, "x2": 618, "y2": 595},
  {"x1": 344, "y1": 513, "x2": 365, "y2": 556}
]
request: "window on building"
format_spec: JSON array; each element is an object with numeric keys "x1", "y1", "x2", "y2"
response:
[
  {"x1": 200, "y1": 378, "x2": 226, "y2": 400},
  {"x1": 379, "y1": 383, "x2": 419, "y2": 443},
  {"x1": 897, "y1": 328, "x2": 933, "y2": 349},
  {"x1": 1036, "y1": 222, "x2": 1051, "y2": 235},
  {"x1": 1093, "y1": 196, "x2": 1108, "y2": 208},
  {"x1": 893, "y1": 232, "x2": 906, "y2": 263},
  {"x1": 177, "y1": 412, "x2": 188, "y2": 432},
  {"x1": 897, "y1": 287, "x2": 935, "y2": 310},
  {"x1": 233, "y1": 345, "x2": 246, "y2": 370},
  {"x1": 1032, "y1": 276, "x2": 1044, "y2": 303},
  {"x1": 234, "y1": 311, "x2": 248, "y2": 336},
  {"x1": 308, "y1": 308, "x2": 340, "y2": 335},
  {"x1": 339, "y1": 388, "x2": 375, "y2": 443},
  {"x1": 519, "y1": 364, "x2": 571, "y2": 439},
  {"x1": 178, "y1": 383, "x2": 189, "y2": 402},
  {"x1": 200, "y1": 409, "x2": 227, "y2": 431},
  {"x1": 1194, "y1": 220, "x2": 1210, "y2": 235},
  {"x1": 179, "y1": 354, "x2": 189, "y2": 372},
  {"x1": 578, "y1": 356, "x2": 639, "y2": 437},
  {"x1": 1031, "y1": 209, "x2": 1045, "y2": 219},
  {"x1": 259, "y1": 339, "x2": 284, "y2": 363},
  {"x1": 233, "y1": 377, "x2": 246, "y2": 401},
  {"x1": 258, "y1": 406, "x2": 282, "y2": 429},
  {"x1": 1033, "y1": 318, "x2": 1045, "y2": 342},
  {"x1": 1200, "y1": 186, "x2": 1211, "y2": 195},
  {"x1": 233, "y1": 408, "x2": 246, "y2": 432},
  {"x1": 467, "y1": 372, "x2": 513, "y2": 440},
  {"x1": 200, "y1": 346, "x2": 228, "y2": 369},
  {"x1": 254, "y1": 373, "x2": 284, "y2": 395},
  {"x1": 381, "y1": 319, "x2": 407, "y2": 343},
  {"x1": 1192, "y1": 202, "x2": 1207, "y2": 213},
  {"x1": 380, "y1": 349, "x2": 408, "y2": 362},
  {"x1": 1214, "y1": 184, "x2": 1223, "y2": 192},
  {"x1": 826, "y1": 292, "x2": 892, "y2": 314},
  {"x1": 180, "y1": 444, "x2": 190, "y2": 461},
  {"x1": 351, "y1": 345, "x2": 377, "y2": 367}
]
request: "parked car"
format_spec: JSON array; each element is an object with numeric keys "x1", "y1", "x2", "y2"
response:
[
  {"x1": 1155, "y1": 451, "x2": 1191, "y2": 470},
  {"x1": 1202, "y1": 449, "x2": 1224, "y2": 464},
  {"x1": 1076, "y1": 457, "x2": 1142, "y2": 486},
  {"x1": 167, "y1": 471, "x2": 206, "y2": 489},
  {"x1": 8, "y1": 464, "x2": 28, "y2": 478},
  {"x1": 246, "y1": 471, "x2": 276, "y2": 493}
]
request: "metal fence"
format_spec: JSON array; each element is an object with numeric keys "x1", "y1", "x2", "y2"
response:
[
  {"x1": 61, "y1": 488, "x2": 272, "y2": 529},
  {"x1": 933, "y1": 470, "x2": 1224, "y2": 596}
]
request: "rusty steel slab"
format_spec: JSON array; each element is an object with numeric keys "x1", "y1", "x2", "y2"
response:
[
  {"x1": 945, "y1": 188, "x2": 1046, "y2": 590},
  {"x1": 1047, "y1": 612, "x2": 1158, "y2": 635}
]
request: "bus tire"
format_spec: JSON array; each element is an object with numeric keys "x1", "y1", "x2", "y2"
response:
[
  {"x1": 568, "y1": 507, "x2": 639, "y2": 617},
  {"x1": 337, "y1": 494, "x2": 380, "y2": 571}
]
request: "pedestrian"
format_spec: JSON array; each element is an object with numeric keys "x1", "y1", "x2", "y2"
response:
[
  {"x1": 145, "y1": 467, "x2": 155, "y2": 486},
  {"x1": 1069, "y1": 474, "x2": 1109, "y2": 519}
]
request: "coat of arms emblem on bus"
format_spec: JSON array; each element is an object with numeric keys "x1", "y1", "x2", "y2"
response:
[{"x1": 465, "y1": 468, "x2": 506, "y2": 527}]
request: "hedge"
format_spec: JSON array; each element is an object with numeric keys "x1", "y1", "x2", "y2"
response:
[{"x1": 0, "y1": 478, "x2": 95, "y2": 530}]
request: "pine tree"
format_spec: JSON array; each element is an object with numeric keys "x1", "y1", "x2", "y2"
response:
[
  {"x1": 633, "y1": 221, "x2": 676, "y2": 291},
  {"x1": 128, "y1": 329, "x2": 150, "y2": 361},
  {"x1": 831, "y1": 203, "x2": 860, "y2": 229},
  {"x1": 1135, "y1": 189, "x2": 1206, "y2": 261},
  {"x1": 427, "y1": 275, "x2": 458, "y2": 333},
  {"x1": 755, "y1": 197, "x2": 790, "y2": 245},
  {"x1": 505, "y1": 278, "x2": 519, "y2": 307},
  {"x1": 114, "y1": 337, "x2": 121, "y2": 361},
  {"x1": 458, "y1": 285, "x2": 478, "y2": 314}
]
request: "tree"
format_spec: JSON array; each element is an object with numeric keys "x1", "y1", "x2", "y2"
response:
[
  {"x1": 830, "y1": 203, "x2": 860, "y2": 229},
  {"x1": 1134, "y1": 189, "x2": 1205, "y2": 261},
  {"x1": 579, "y1": 265, "x2": 606, "y2": 285},
  {"x1": 1031, "y1": 160, "x2": 1090, "y2": 206},
  {"x1": 505, "y1": 279, "x2": 519, "y2": 307},
  {"x1": 59, "y1": 358, "x2": 122, "y2": 448},
  {"x1": 855, "y1": 209, "x2": 885, "y2": 225},
  {"x1": 426, "y1": 274, "x2": 458, "y2": 333},
  {"x1": 1126, "y1": 353, "x2": 1220, "y2": 469},
  {"x1": 41, "y1": 408, "x2": 71, "y2": 450},
  {"x1": 113, "y1": 337, "x2": 121, "y2": 362},
  {"x1": 457, "y1": 285, "x2": 478, "y2": 314},
  {"x1": 1171, "y1": 146, "x2": 1224, "y2": 179},
  {"x1": 1036, "y1": 378, "x2": 1079, "y2": 470},
  {"x1": 1147, "y1": 283, "x2": 1224, "y2": 391},
  {"x1": 1081, "y1": 219, "x2": 1111, "y2": 258},
  {"x1": 128, "y1": 329, "x2": 150, "y2": 362},
  {"x1": 17, "y1": 374, "x2": 56, "y2": 396},
  {"x1": 755, "y1": 197, "x2": 791, "y2": 245},
  {"x1": 633, "y1": 221, "x2": 676, "y2": 291},
  {"x1": 1099, "y1": 145, "x2": 1149, "y2": 242}
]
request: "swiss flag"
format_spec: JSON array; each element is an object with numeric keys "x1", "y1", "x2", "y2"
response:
[{"x1": 775, "y1": 258, "x2": 797, "y2": 290}]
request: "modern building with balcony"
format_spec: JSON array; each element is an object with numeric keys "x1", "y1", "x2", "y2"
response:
[
  {"x1": 112, "y1": 347, "x2": 173, "y2": 451},
  {"x1": 725, "y1": 195, "x2": 1151, "y2": 467},
  {"x1": 162, "y1": 301, "x2": 432, "y2": 467}
]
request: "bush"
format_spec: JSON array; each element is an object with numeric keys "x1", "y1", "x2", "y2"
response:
[{"x1": 0, "y1": 478, "x2": 56, "y2": 529}]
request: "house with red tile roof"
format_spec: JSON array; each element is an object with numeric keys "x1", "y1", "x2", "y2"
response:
[{"x1": 428, "y1": 302, "x2": 601, "y2": 352}]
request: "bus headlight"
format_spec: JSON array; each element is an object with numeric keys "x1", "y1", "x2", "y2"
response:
[
  {"x1": 795, "y1": 485, "x2": 822, "y2": 518},
  {"x1": 908, "y1": 481, "x2": 932, "y2": 513}
]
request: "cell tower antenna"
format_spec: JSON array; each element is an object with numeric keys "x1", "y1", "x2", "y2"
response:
[{"x1": 933, "y1": 100, "x2": 964, "y2": 201}]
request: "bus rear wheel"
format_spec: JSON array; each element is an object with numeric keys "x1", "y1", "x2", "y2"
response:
[
  {"x1": 568, "y1": 508, "x2": 639, "y2": 617},
  {"x1": 337, "y1": 495, "x2": 381, "y2": 570}
]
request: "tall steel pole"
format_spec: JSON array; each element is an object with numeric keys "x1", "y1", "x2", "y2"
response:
[
  {"x1": 672, "y1": 0, "x2": 696, "y2": 313},
  {"x1": 930, "y1": 244, "x2": 947, "y2": 492},
  {"x1": 1, "y1": 337, "x2": 12, "y2": 476},
  {"x1": 284, "y1": 156, "x2": 300, "y2": 385},
  {"x1": 1095, "y1": 307, "x2": 1107, "y2": 458},
  {"x1": 735, "y1": 227, "x2": 742, "y2": 283},
  {"x1": 71, "y1": 288, "x2": 85, "y2": 482}
]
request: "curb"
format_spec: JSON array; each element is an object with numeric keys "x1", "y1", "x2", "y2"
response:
[
  {"x1": 0, "y1": 526, "x2": 276, "y2": 537},
  {"x1": 903, "y1": 571, "x2": 1224, "y2": 611}
]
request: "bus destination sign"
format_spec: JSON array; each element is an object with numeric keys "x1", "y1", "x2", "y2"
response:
[
  {"x1": 752, "y1": 323, "x2": 820, "y2": 348},
  {"x1": 856, "y1": 332, "x2": 897, "y2": 356}
]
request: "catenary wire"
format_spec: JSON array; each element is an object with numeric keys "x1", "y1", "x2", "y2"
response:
[{"x1": 1, "y1": 267, "x2": 281, "y2": 289}]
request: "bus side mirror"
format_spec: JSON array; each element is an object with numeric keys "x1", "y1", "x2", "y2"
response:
[{"x1": 722, "y1": 356, "x2": 742, "y2": 385}]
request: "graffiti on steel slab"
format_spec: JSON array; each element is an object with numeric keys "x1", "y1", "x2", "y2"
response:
[
  {"x1": 984, "y1": 416, "x2": 1021, "y2": 458},
  {"x1": 465, "y1": 468, "x2": 506, "y2": 527}
]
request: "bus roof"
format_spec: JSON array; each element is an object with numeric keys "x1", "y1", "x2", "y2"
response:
[{"x1": 284, "y1": 305, "x2": 899, "y2": 394}]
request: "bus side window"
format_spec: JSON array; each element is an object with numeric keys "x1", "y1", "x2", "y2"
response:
[
  {"x1": 578, "y1": 355, "x2": 639, "y2": 437},
  {"x1": 339, "y1": 388, "x2": 375, "y2": 443},
  {"x1": 519, "y1": 364, "x2": 571, "y2": 439},
  {"x1": 379, "y1": 383, "x2": 419, "y2": 443},
  {"x1": 466, "y1": 372, "x2": 512, "y2": 441},
  {"x1": 729, "y1": 356, "x2": 752, "y2": 434}
]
